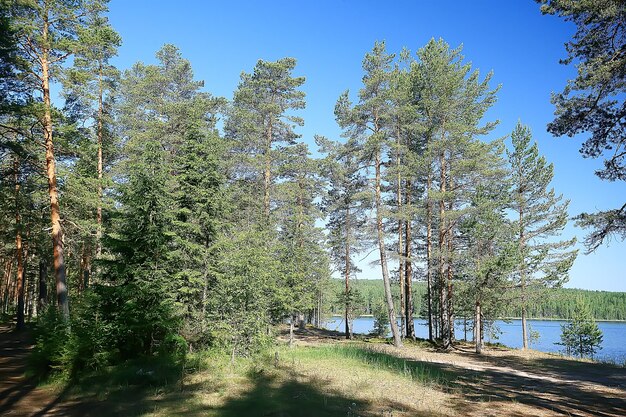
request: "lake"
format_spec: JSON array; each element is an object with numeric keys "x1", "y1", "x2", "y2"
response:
[{"x1": 322, "y1": 316, "x2": 626, "y2": 363}]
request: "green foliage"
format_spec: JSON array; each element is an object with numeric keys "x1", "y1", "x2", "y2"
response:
[
  {"x1": 30, "y1": 285, "x2": 183, "y2": 379},
  {"x1": 539, "y1": 0, "x2": 626, "y2": 252},
  {"x1": 557, "y1": 300, "x2": 603, "y2": 359},
  {"x1": 371, "y1": 303, "x2": 390, "y2": 337}
]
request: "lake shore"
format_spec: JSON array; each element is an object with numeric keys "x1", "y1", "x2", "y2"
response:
[{"x1": 327, "y1": 314, "x2": 626, "y2": 322}]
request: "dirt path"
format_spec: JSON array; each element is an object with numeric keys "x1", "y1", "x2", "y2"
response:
[{"x1": 0, "y1": 324, "x2": 90, "y2": 417}]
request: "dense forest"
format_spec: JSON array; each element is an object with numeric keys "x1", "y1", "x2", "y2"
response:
[
  {"x1": 0, "y1": 0, "x2": 624, "y2": 381},
  {"x1": 325, "y1": 280, "x2": 626, "y2": 321}
]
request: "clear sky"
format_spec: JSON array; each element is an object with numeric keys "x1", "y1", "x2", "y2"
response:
[{"x1": 106, "y1": 0, "x2": 626, "y2": 291}]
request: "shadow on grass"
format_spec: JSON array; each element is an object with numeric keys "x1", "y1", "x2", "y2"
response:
[
  {"x1": 310, "y1": 344, "x2": 460, "y2": 386},
  {"x1": 440, "y1": 351, "x2": 626, "y2": 417},
  {"x1": 27, "y1": 356, "x2": 196, "y2": 417},
  {"x1": 313, "y1": 344, "x2": 626, "y2": 417},
  {"x1": 216, "y1": 366, "x2": 438, "y2": 417}
]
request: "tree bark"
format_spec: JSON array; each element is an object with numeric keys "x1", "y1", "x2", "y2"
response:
[
  {"x1": 396, "y1": 138, "x2": 405, "y2": 338},
  {"x1": 263, "y1": 118, "x2": 272, "y2": 220},
  {"x1": 426, "y1": 172, "x2": 434, "y2": 341},
  {"x1": 344, "y1": 205, "x2": 352, "y2": 339},
  {"x1": 42, "y1": 13, "x2": 69, "y2": 320},
  {"x1": 38, "y1": 258, "x2": 48, "y2": 314},
  {"x1": 14, "y1": 156, "x2": 25, "y2": 330},
  {"x1": 96, "y1": 65, "x2": 104, "y2": 258},
  {"x1": 375, "y1": 149, "x2": 402, "y2": 348},
  {"x1": 404, "y1": 180, "x2": 414, "y2": 339},
  {"x1": 475, "y1": 300, "x2": 482, "y2": 354},
  {"x1": 439, "y1": 151, "x2": 449, "y2": 348}
]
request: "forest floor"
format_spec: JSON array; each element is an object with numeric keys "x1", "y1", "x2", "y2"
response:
[{"x1": 1, "y1": 323, "x2": 625, "y2": 416}]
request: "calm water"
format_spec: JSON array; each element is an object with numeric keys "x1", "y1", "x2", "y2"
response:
[{"x1": 322, "y1": 316, "x2": 626, "y2": 363}]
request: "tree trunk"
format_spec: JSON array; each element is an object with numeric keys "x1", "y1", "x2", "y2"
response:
[
  {"x1": 475, "y1": 301, "x2": 482, "y2": 354},
  {"x1": 396, "y1": 141, "x2": 405, "y2": 338},
  {"x1": 375, "y1": 150, "x2": 402, "y2": 348},
  {"x1": 447, "y1": 197, "x2": 455, "y2": 345},
  {"x1": 522, "y1": 305, "x2": 529, "y2": 350},
  {"x1": 14, "y1": 156, "x2": 25, "y2": 330},
  {"x1": 263, "y1": 118, "x2": 272, "y2": 220},
  {"x1": 426, "y1": 172, "x2": 433, "y2": 342},
  {"x1": 404, "y1": 180, "x2": 414, "y2": 339},
  {"x1": 520, "y1": 202, "x2": 528, "y2": 349},
  {"x1": 439, "y1": 151, "x2": 449, "y2": 348},
  {"x1": 42, "y1": 16, "x2": 68, "y2": 320},
  {"x1": 345, "y1": 205, "x2": 351, "y2": 339},
  {"x1": 38, "y1": 258, "x2": 48, "y2": 314},
  {"x1": 96, "y1": 65, "x2": 104, "y2": 259}
]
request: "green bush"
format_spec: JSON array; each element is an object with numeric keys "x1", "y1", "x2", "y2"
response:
[
  {"x1": 30, "y1": 283, "x2": 183, "y2": 380},
  {"x1": 372, "y1": 303, "x2": 390, "y2": 337}
]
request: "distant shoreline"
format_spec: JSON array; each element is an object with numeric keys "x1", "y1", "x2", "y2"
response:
[{"x1": 326, "y1": 314, "x2": 626, "y2": 323}]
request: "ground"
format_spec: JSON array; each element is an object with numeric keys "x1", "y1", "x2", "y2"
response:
[{"x1": 1, "y1": 324, "x2": 625, "y2": 416}]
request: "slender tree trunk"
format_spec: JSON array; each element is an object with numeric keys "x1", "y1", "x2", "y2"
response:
[
  {"x1": 439, "y1": 151, "x2": 449, "y2": 348},
  {"x1": 404, "y1": 180, "x2": 414, "y2": 339},
  {"x1": 396, "y1": 138, "x2": 405, "y2": 338},
  {"x1": 1, "y1": 259, "x2": 9, "y2": 314},
  {"x1": 475, "y1": 300, "x2": 482, "y2": 354},
  {"x1": 14, "y1": 157, "x2": 25, "y2": 330},
  {"x1": 447, "y1": 196, "x2": 455, "y2": 345},
  {"x1": 345, "y1": 205, "x2": 351, "y2": 339},
  {"x1": 520, "y1": 205, "x2": 528, "y2": 349},
  {"x1": 375, "y1": 149, "x2": 402, "y2": 348},
  {"x1": 96, "y1": 65, "x2": 104, "y2": 259},
  {"x1": 426, "y1": 172, "x2": 433, "y2": 341},
  {"x1": 38, "y1": 258, "x2": 48, "y2": 314},
  {"x1": 42, "y1": 16, "x2": 68, "y2": 320},
  {"x1": 522, "y1": 302, "x2": 528, "y2": 349},
  {"x1": 263, "y1": 118, "x2": 272, "y2": 220}
]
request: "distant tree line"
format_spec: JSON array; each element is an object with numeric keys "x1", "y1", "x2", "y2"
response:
[{"x1": 326, "y1": 280, "x2": 626, "y2": 322}]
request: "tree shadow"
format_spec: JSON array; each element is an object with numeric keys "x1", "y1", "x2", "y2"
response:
[
  {"x1": 215, "y1": 366, "x2": 439, "y2": 417},
  {"x1": 325, "y1": 345, "x2": 626, "y2": 417}
]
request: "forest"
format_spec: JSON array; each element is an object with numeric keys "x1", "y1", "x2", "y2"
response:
[
  {"x1": 0, "y1": 0, "x2": 624, "y2": 388},
  {"x1": 326, "y1": 279, "x2": 626, "y2": 321}
]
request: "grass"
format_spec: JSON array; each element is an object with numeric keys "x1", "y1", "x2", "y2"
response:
[
  {"x1": 288, "y1": 343, "x2": 454, "y2": 386},
  {"x1": 52, "y1": 342, "x2": 452, "y2": 416}
]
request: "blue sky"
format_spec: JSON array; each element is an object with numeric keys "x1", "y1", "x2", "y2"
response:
[{"x1": 107, "y1": 0, "x2": 625, "y2": 291}]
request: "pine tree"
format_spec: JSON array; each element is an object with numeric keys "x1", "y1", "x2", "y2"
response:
[
  {"x1": 317, "y1": 135, "x2": 369, "y2": 339},
  {"x1": 459, "y1": 179, "x2": 516, "y2": 354},
  {"x1": 63, "y1": 1, "x2": 121, "y2": 264},
  {"x1": 335, "y1": 42, "x2": 403, "y2": 348},
  {"x1": 225, "y1": 58, "x2": 305, "y2": 223},
  {"x1": 7, "y1": 0, "x2": 109, "y2": 319},
  {"x1": 410, "y1": 38, "x2": 500, "y2": 348},
  {"x1": 539, "y1": 0, "x2": 626, "y2": 252},
  {"x1": 112, "y1": 45, "x2": 225, "y2": 345},
  {"x1": 507, "y1": 122, "x2": 578, "y2": 349},
  {"x1": 557, "y1": 299, "x2": 603, "y2": 359}
]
